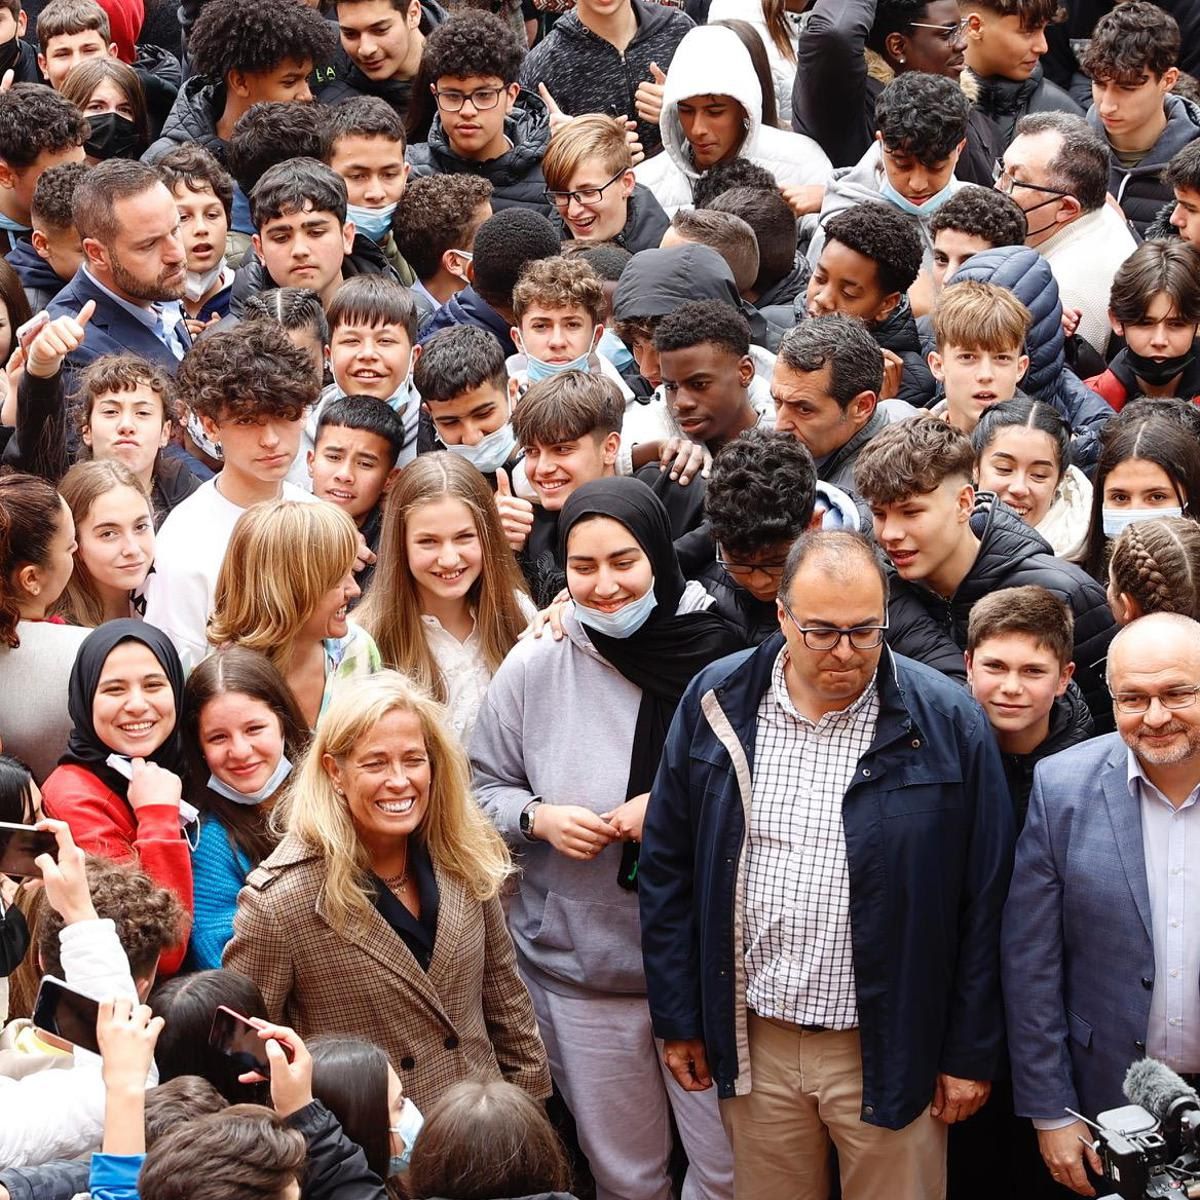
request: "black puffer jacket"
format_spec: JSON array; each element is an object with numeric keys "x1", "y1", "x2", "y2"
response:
[
  {"x1": 407, "y1": 90, "x2": 552, "y2": 215},
  {"x1": 871, "y1": 297, "x2": 936, "y2": 409},
  {"x1": 885, "y1": 492, "x2": 1117, "y2": 726},
  {"x1": 700, "y1": 561, "x2": 780, "y2": 647},
  {"x1": 969, "y1": 63, "x2": 1084, "y2": 149},
  {"x1": 142, "y1": 75, "x2": 225, "y2": 164},
  {"x1": 756, "y1": 251, "x2": 810, "y2": 321},
  {"x1": 552, "y1": 184, "x2": 669, "y2": 254},
  {"x1": 135, "y1": 44, "x2": 183, "y2": 140},
  {"x1": 9, "y1": 39, "x2": 41, "y2": 85}
]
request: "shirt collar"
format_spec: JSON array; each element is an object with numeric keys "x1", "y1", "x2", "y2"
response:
[
  {"x1": 1126, "y1": 746, "x2": 1200, "y2": 811},
  {"x1": 769, "y1": 646, "x2": 878, "y2": 728}
]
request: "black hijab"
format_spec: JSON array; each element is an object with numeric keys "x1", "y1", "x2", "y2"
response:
[
  {"x1": 60, "y1": 620, "x2": 188, "y2": 798},
  {"x1": 560, "y1": 479, "x2": 742, "y2": 883}
]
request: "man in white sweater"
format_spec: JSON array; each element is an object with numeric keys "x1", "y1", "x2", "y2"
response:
[{"x1": 997, "y1": 110, "x2": 1137, "y2": 356}]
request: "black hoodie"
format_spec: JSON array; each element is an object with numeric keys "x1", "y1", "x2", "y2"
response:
[{"x1": 969, "y1": 63, "x2": 1084, "y2": 150}]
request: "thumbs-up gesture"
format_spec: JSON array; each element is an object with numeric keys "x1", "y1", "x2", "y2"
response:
[
  {"x1": 25, "y1": 300, "x2": 96, "y2": 379},
  {"x1": 495, "y1": 466, "x2": 535, "y2": 553},
  {"x1": 538, "y1": 83, "x2": 572, "y2": 135},
  {"x1": 634, "y1": 61, "x2": 667, "y2": 128}
]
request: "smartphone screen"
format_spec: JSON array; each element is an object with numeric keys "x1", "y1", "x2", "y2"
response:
[
  {"x1": 0, "y1": 823, "x2": 57, "y2": 878},
  {"x1": 32, "y1": 976, "x2": 101, "y2": 1055},
  {"x1": 208, "y1": 1006, "x2": 272, "y2": 1076}
]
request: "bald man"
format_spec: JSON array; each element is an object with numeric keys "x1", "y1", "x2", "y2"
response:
[{"x1": 1003, "y1": 613, "x2": 1200, "y2": 1196}]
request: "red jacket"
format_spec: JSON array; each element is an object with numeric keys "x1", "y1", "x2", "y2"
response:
[{"x1": 42, "y1": 764, "x2": 193, "y2": 976}]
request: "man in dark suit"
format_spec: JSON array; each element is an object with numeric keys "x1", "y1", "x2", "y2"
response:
[
  {"x1": 1004, "y1": 613, "x2": 1200, "y2": 1195},
  {"x1": 47, "y1": 157, "x2": 190, "y2": 379}
]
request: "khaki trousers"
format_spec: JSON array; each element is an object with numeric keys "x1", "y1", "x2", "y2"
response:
[{"x1": 719, "y1": 1013, "x2": 947, "y2": 1200}]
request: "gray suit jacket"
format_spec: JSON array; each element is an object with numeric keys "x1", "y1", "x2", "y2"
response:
[{"x1": 1002, "y1": 733, "x2": 1158, "y2": 1124}]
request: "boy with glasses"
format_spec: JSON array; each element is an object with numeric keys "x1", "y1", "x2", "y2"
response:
[{"x1": 407, "y1": 10, "x2": 552, "y2": 216}]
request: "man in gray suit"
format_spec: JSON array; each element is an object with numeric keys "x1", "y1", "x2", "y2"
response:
[{"x1": 1004, "y1": 613, "x2": 1200, "y2": 1196}]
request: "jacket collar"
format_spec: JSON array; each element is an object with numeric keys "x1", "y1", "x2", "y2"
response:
[
  {"x1": 817, "y1": 405, "x2": 886, "y2": 483},
  {"x1": 1101, "y1": 740, "x2": 1153, "y2": 942}
]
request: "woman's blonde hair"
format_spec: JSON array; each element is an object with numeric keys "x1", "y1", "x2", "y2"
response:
[
  {"x1": 207, "y1": 500, "x2": 358, "y2": 669},
  {"x1": 279, "y1": 670, "x2": 511, "y2": 932},
  {"x1": 357, "y1": 453, "x2": 529, "y2": 702},
  {"x1": 55, "y1": 459, "x2": 151, "y2": 628}
]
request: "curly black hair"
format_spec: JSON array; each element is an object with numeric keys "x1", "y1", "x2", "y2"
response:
[
  {"x1": 420, "y1": 9, "x2": 524, "y2": 86},
  {"x1": 156, "y1": 143, "x2": 234, "y2": 222},
  {"x1": 874, "y1": 72, "x2": 971, "y2": 163},
  {"x1": 653, "y1": 298, "x2": 751, "y2": 358},
  {"x1": 392, "y1": 173, "x2": 492, "y2": 280},
  {"x1": 690, "y1": 157, "x2": 776, "y2": 208},
  {"x1": 1080, "y1": 0, "x2": 1180, "y2": 82},
  {"x1": 177, "y1": 320, "x2": 321, "y2": 423},
  {"x1": 188, "y1": 0, "x2": 337, "y2": 83},
  {"x1": 250, "y1": 157, "x2": 347, "y2": 229},
  {"x1": 823, "y1": 202, "x2": 923, "y2": 296},
  {"x1": 471, "y1": 206, "x2": 560, "y2": 309},
  {"x1": 929, "y1": 186, "x2": 1027, "y2": 248},
  {"x1": 0, "y1": 84, "x2": 88, "y2": 168},
  {"x1": 227, "y1": 102, "x2": 331, "y2": 197},
  {"x1": 1166, "y1": 138, "x2": 1200, "y2": 194},
  {"x1": 705, "y1": 427, "x2": 817, "y2": 557},
  {"x1": 31, "y1": 160, "x2": 90, "y2": 230}
]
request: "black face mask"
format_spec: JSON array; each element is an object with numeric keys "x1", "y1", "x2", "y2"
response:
[
  {"x1": 84, "y1": 112, "x2": 145, "y2": 162},
  {"x1": 1125, "y1": 346, "x2": 1197, "y2": 388},
  {"x1": 0, "y1": 900, "x2": 29, "y2": 977},
  {"x1": 0, "y1": 34, "x2": 21, "y2": 76}
]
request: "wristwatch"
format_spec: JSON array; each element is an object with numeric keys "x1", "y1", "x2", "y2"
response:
[{"x1": 519, "y1": 800, "x2": 543, "y2": 841}]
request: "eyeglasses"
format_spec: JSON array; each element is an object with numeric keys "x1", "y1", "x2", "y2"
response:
[
  {"x1": 433, "y1": 86, "x2": 504, "y2": 112},
  {"x1": 716, "y1": 546, "x2": 789, "y2": 581},
  {"x1": 908, "y1": 16, "x2": 970, "y2": 39},
  {"x1": 780, "y1": 598, "x2": 889, "y2": 651},
  {"x1": 992, "y1": 159, "x2": 1074, "y2": 199},
  {"x1": 1111, "y1": 684, "x2": 1200, "y2": 715},
  {"x1": 544, "y1": 167, "x2": 626, "y2": 210}
]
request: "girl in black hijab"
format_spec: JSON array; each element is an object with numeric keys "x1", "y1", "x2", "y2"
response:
[{"x1": 41, "y1": 620, "x2": 193, "y2": 975}]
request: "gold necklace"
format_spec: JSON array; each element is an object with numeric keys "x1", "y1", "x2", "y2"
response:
[{"x1": 380, "y1": 844, "x2": 410, "y2": 890}]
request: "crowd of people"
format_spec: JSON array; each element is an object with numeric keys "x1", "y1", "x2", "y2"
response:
[{"x1": 0, "y1": 0, "x2": 1197, "y2": 1196}]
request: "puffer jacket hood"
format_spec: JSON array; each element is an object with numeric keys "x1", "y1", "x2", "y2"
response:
[
  {"x1": 142, "y1": 76, "x2": 224, "y2": 164},
  {"x1": 1087, "y1": 93, "x2": 1200, "y2": 235},
  {"x1": 950, "y1": 245, "x2": 1111, "y2": 474},
  {"x1": 407, "y1": 90, "x2": 551, "y2": 213},
  {"x1": 418, "y1": 284, "x2": 517, "y2": 355},
  {"x1": 6, "y1": 239, "x2": 67, "y2": 311}
]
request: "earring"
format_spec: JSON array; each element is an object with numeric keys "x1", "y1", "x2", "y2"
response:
[
  {"x1": 334, "y1": 787, "x2": 344, "y2": 797},
  {"x1": 897, "y1": 55, "x2": 906, "y2": 63}
]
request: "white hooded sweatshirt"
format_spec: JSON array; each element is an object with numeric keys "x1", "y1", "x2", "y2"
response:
[{"x1": 634, "y1": 23, "x2": 831, "y2": 217}]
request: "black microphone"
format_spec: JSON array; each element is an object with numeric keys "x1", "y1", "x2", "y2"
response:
[{"x1": 1124, "y1": 1058, "x2": 1200, "y2": 1125}]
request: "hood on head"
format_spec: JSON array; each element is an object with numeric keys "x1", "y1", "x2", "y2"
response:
[{"x1": 612, "y1": 243, "x2": 742, "y2": 321}]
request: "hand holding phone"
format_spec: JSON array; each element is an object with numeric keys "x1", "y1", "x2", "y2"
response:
[
  {"x1": 254, "y1": 1021, "x2": 314, "y2": 1118},
  {"x1": 35, "y1": 820, "x2": 96, "y2": 926},
  {"x1": 96, "y1": 996, "x2": 164, "y2": 1091},
  {"x1": 32, "y1": 975, "x2": 102, "y2": 1055},
  {"x1": 0, "y1": 821, "x2": 58, "y2": 879}
]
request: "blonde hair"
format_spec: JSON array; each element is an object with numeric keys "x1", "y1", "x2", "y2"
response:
[
  {"x1": 55, "y1": 459, "x2": 151, "y2": 628},
  {"x1": 933, "y1": 280, "x2": 1032, "y2": 354},
  {"x1": 542, "y1": 114, "x2": 633, "y2": 194},
  {"x1": 357, "y1": 453, "x2": 529, "y2": 702},
  {"x1": 207, "y1": 500, "x2": 359, "y2": 669},
  {"x1": 279, "y1": 670, "x2": 511, "y2": 932}
]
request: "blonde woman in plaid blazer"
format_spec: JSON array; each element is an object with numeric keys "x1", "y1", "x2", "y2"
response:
[{"x1": 224, "y1": 671, "x2": 550, "y2": 1114}]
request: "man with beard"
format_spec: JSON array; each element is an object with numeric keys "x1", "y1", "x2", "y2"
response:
[
  {"x1": 46, "y1": 158, "x2": 189, "y2": 383},
  {"x1": 1004, "y1": 613, "x2": 1200, "y2": 1196}
]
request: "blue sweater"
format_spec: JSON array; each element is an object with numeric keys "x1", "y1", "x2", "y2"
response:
[
  {"x1": 188, "y1": 814, "x2": 253, "y2": 970},
  {"x1": 89, "y1": 1153, "x2": 142, "y2": 1200}
]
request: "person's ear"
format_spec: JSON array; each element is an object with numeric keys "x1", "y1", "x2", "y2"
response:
[
  {"x1": 228, "y1": 68, "x2": 251, "y2": 99},
  {"x1": 850, "y1": 388, "x2": 877, "y2": 426},
  {"x1": 251, "y1": 232, "x2": 264, "y2": 264},
  {"x1": 341, "y1": 221, "x2": 356, "y2": 255},
  {"x1": 106, "y1": 41, "x2": 117, "y2": 56},
  {"x1": 0, "y1": 157, "x2": 17, "y2": 193},
  {"x1": 158, "y1": 421, "x2": 171, "y2": 450},
  {"x1": 620, "y1": 169, "x2": 635, "y2": 200},
  {"x1": 82, "y1": 235, "x2": 108, "y2": 270},
  {"x1": 1110, "y1": 312, "x2": 1125, "y2": 338},
  {"x1": 406, "y1": 0, "x2": 421, "y2": 27},
  {"x1": 808, "y1": 508, "x2": 822, "y2": 529},
  {"x1": 510, "y1": 324, "x2": 522, "y2": 349},
  {"x1": 134, "y1": 970, "x2": 157, "y2": 1002},
  {"x1": 504, "y1": 81, "x2": 520, "y2": 114},
  {"x1": 1113, "y1": 589, "x2": 1140, "y2": 624},
  {"x1": 737, "y1": 354, "x2": 755, "y2": 389},
  {"x1": 964, "y1": 649, "x2": 975, "y2": 687},
  {"x1": 35, "y1": 51, "x2": 45, "y2": 78},
  {"x1": 601, "y1": 429, "x2": 620, "y2": 467},
  {"x1": 409, "y1": 342, "x2": 421, "y2": 370},
  {"x1": 928, "y1": 349, "x2": 945, "y2": 382},
  {"x1": 882, "y1": 29, "x2": 908, "y2": 65},
  {"x1": 16, "y1": 9, "x2": 26, "y2": 36},
  {"x1": 1057, "y1": 660, "x2": 1075, "y2": 696},
  {"x1": 30, "y1": 229, "x2": 50, "y2": 260},
  {"x1": 507, "y1": 375, "x2": 520, "y2": 404},
  {"x1": 81, "y1": 421, "x2": 93, "y2": 449},
  {"x1": 965, "y1": 11, "x2": 985, "y2": 40},
  {"x1": 200, "y1": 413, "x2": 221, "y2": 446},
  {"x1": 874, "y1": 290, "x2": 901, "y2": 323},
  {"x1": 15, "y1": 563, "x2": 38, "y2": 597},
  {"x1": 306, "y1": 448, "x2": 316, "y2": 478},
  {"x1": 1162, "y1": 67, "x2": 1181, "y2": 94},
  {"x1": 956, "y1": 480, "x2": 975, "y2": 520},
  {"x1": 1016, "y1": 352, "x2": 1030, "y2": 380},
  {"x1": 321, "y1": 751, "x2": 346, "y2": 795},
  {"x1": 1055, "y1": 195, "x2": 1081, "y2": 226},
  {"x1": 382, "y1": 466, "x2": 401, "y2": 494}
]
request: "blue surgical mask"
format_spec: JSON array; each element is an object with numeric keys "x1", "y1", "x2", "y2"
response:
[
  {"x1": 346, "y1": 201, "x2": 398, "y2": 243},
  {"x1": 521, "y1": 331, "x2": 600, "y2": 384},
  {"x1": 207, "y1": 755, "x2": 292, "y2": 806},
  {"x1": 879, "y1": 176, "x2": 957, "y2": 219},
  {"x1": 445, "y1": 422, "x2": 517, "y2": 474},
  {"x1": 1102, "y1": 506, "x2": 1184, "y2": 538},
  {"x1": 388, "y1": 1096, "x2": 424, "y2": 1175},
  {"x1": 575, "y1": 583, "x2": 658, "y2": 639},
  {"x1": 0, "y1": 209, "x2": 30, "y2": 235}
]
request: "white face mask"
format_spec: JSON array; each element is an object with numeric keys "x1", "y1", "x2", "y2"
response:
[
  {"x1": 107, "y1": 753, "x2": 199, "y2": 826},
  {"x1": 1102, "y1": 506, "x2": 1185, "y2": 538},
  {"x1": 185, "y1": 262, "x2": 227, "y2": 304},
  {"x1": 207, "y1": 755, "x2": 292, "y2": 806},
  {"x1": 444, "y1": 422, "x2": 517, "y2": 474}
]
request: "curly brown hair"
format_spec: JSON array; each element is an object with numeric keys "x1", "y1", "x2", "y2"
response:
[
  {"x1": 512, "y1": 256, "x2": 605, "y2": 326},
  {"x1": 74, "y1": 353, "x2": 177, "y2": 440},
  {"x1": 853, "y1": 417, "x2": 976, "y2": 506}
]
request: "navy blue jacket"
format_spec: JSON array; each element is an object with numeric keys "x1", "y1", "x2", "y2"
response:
[
  {"x1": 6, "y1": 239, "x2": 67, "y2": 312},
  {"x1": 417, "y1": 285, "x2": 516, "y2": 356},
  {"x1": 639, "y1": 639, "x2": 1015, "y2": 1130}
]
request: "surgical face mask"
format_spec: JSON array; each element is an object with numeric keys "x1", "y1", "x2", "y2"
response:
[
  {"x1": 445, "y1": 421, "x2": 517, "y2": 474},
  {"x1": 575, "y1": 583, "x2": 658, "y2": 639},
  {"x1": 879, "y1": 175, "x2": 957, "y2": 218},
  {"x1": 84, "y1": 112, "x2": 145, "y2": 162},
  {"x1": 185, "y1": 261, "x2": 226, "y2": 304},
  {"x1": 1124, "y1": 346, "x2": 1197, "y2": 387},
  {"x1": 1102, "y1": 505, "x2": 1185, "y2": 538},
  {"x1": 107, "y1": 753, "x2": 200, "y2": 826},
  {"x1": 207, "y1": 755, "x2": 292, "y2": 806},
  {"x1": 346, "y1": 200, "x2": 398, "y2": 243},
  {"x1": 186, "y1": 409, "x2": 223, "y2": 461},
  {"x1": 520, "y1": 330, "x2": 600, "y2": 384},
  {"x1": 388, "y1": 1096, "x2": 424, "y2": 1175}
]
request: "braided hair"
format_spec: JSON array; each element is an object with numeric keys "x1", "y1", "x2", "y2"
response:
[{"x1": 1109, "y1": 516, "x2": 1200, "y2": 622}]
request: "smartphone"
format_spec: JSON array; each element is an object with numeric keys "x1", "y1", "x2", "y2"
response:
[
  {"x1": 32, "y1": 975, "x2": 101, "y2": 1055},
  {"x1": 208, "y1": 1005, "x2": 287, "y2": 1076},
  {"x1": 14, "y1": 310, "x2": 48, "y2": 353},
  {"x1": 0, "y1": 822, "x2": 57, "y2": 878}
]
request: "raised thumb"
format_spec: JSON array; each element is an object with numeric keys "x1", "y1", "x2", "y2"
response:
[
  {"x1": 650, "y1": 61, "x2": 666, "y2": 84},
  {"x1": 495, "y1": 466, "x2": 511, "y2": 496}
]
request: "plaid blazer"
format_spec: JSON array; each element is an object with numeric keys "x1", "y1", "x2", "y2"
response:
[{"x1": 224, "y1": 834, "x2": 550, "y2": 1112}]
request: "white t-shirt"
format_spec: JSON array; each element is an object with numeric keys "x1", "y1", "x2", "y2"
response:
[{"x1": 143, "y1": 478, "x2": 318, "y2": 669}]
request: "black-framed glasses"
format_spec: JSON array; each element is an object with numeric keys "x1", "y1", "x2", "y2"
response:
[
  {"x1": 908, "y1": 16, "x2": 969, "y2": 39},
  {"x1": 715, "y1": 544, "x2": 789, "y2": 580},
  {"x1": 1111, "y1": 684, "x2": 1200, "y2": 715},
  {"x1": 544, "y1": 167, "x2": 626, "y2": 210},
  {"x1": 780, "y1": 598, "x2": 889, "y2": 652},
  {"x1": 992, "y1": 159, "x2": 1074, "y2": 199},
  {"x1": 433, "y1": 85, "x2": 504, "y2": 112}
]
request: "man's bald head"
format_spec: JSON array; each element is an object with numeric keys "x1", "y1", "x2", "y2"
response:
[{"x1": 1108, "y1": 613, "x2": 1200, "y2": 689}]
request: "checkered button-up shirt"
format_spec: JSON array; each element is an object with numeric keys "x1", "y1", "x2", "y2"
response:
[{"x1": 744, "y1": 647, "x2": 880, "y2": 1030}]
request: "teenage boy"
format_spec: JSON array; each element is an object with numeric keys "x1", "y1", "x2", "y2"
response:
[
  {"x1": 35, "y1": 0, "x2": 115, "y2": 91},
  {"x1": 805, "y1": 202, "x2": 933, "y2": 407},
  {"x1": 928, "y1": 184, "x2": 1027, "y2": 289},
  {"x1": 1081, "y1": 2, "x2": 1200, "y2": 236},
  {"x1": 0, "y1": 84, "x2": 86, "y2": 255},
  {"x1": 661, "y1": 208, "x2": 760, "y2": 298},
  {"x1": 963, "y1": 0, "x2": 1082, "y2": 148},
  {"x1": 1166, "y1": 138, "x2": 1200, "y2": 249},
  {"x1": 928, "y1": 280, "x2": 1031, "y2": 432},
  {"x1": 7, "y1": 159, "x2": 87, "y2": 310},
  {"x1": 407, "y1": 11, "x2": 551, "y2": 215},
  {"x1": 144, "y1": 322, "x2": 321, "y2": 667},
  {"x1": 852, "y1": 415, "x2": 1116, "y2": 723},
  {"x1": 965, "y1": 584, "x2": 1092, "y2": 823},
  {"x1": 392, "y1": 173, "x2": 492, "y2": 317},
  {"x1": 143, "y1": 0, "x2": 336, "y2": 162},
  {"x1": 654, "y1": 299, "x2": 770, "y2": 454},
  {"x1": 323, "y1": 96, "x2": 414, "y2": 284},
  {"x1": 808, "y1": 72, "x2": 972, "y2": 273}
]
